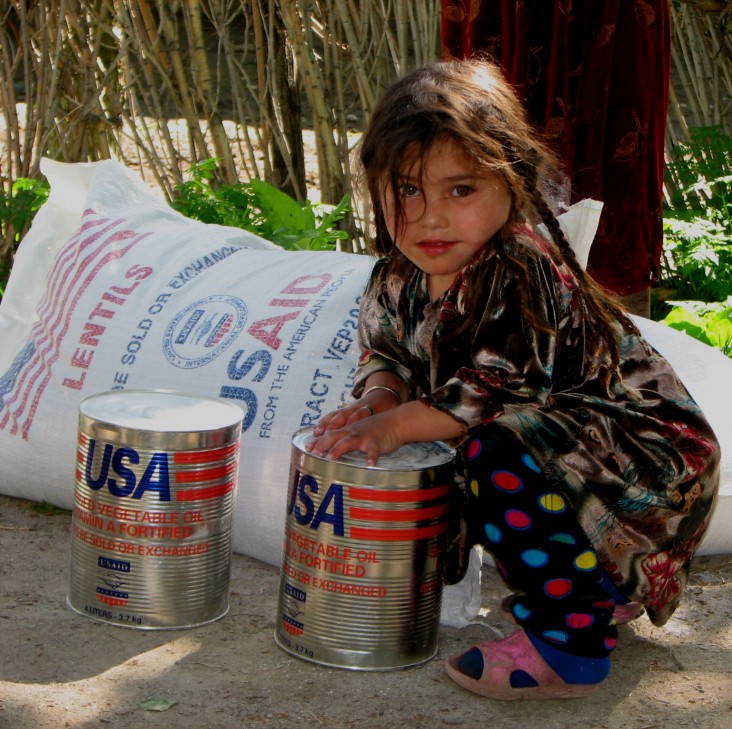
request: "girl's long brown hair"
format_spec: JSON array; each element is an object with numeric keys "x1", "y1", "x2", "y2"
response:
[{"x1": 358, "y1": 59, "x2": 637, "y2": 367}]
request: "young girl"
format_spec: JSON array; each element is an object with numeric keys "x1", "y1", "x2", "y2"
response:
[{"x1": 307, "y1": 60, "x2": 720, "y2": 700}]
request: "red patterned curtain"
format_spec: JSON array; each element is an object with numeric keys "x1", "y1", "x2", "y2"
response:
[{"x1": 441, "y1": 0, "x2": 671, "y2": 298}]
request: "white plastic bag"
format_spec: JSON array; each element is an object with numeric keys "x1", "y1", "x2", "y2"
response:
[
  {"x1": 557, "y1": 198, "x2": 604, "y2": 270},
  {"x1": 440, "y1": 546, "x2": 484, "y2": 628}
]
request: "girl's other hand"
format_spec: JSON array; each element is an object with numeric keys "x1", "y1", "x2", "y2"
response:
[
  {"x1": 309, "y1": 386, "x2": 404, "y2": 465},
  {"x1": 312, "y1": 383, "x2": 403, "y2": 437},
  {"x1": 306, "y1": 398, "x2": 464, "y2": 467},
  {"x1": 312, "y1": 399, "x2": 377, "y2": 438},
  {"x1": 306, "y1": 410, "x2": 403, "y2": 467}
]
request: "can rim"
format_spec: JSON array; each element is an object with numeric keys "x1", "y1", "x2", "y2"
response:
[{"x1": 78, "y1": 388, "x2": 244, "y2": 433}]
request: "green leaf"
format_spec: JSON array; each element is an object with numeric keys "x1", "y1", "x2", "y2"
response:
[
  {"x1": 27, "y1": 501, "x2": 69, "y2": 515},
  {"x1": 663, "y1": 307, "x2": 714, "y2": 346},
  {"x1": 663, "y1": 300, "x2": 732, "y2": 356},
  {"x1": 140, "y1": 698, "x2": 177, "y2": 712},
  {"x1": 701, "y1": 307, "x2": 732, "y2": 354},
  {"x1": 250, "y1": 178, "x2": 310, "y2": 231},
  {"x1": 186, "y1": 158, "x2": 220, "y2": 181}
]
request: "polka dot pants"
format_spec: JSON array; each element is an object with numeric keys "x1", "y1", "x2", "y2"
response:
[{"x1": 463, "y1": 428, "x2": 617, "y2": 660}]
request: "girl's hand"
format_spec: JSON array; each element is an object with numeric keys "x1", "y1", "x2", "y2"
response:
[
  {"x1": 309, "y1": 386, "x2": 404, "y2": 465},
  {"x1": 307, "y1": 409, "x2": 404, "y2": 466},
  {"x1": 307, "y1": 399, "x2": 465, "y2": 467},
  {"x1": 311, "y1": 400, "x2": 375, "y2": 437},
  {"x1": 312, "y1": 386, "x2": 401, "y2": 438}
]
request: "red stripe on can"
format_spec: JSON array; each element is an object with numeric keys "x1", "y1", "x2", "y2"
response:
[
  {"x1": 173, "y1": 443, "x2": 240, "y2": 464},
  {"x1": 349, "y1": 522, "x2": 449, "y2": 541},
  {"x1": 174, "y1": 461, "x2": 238, "y2": 483},
  {"x1": 347, "y1": 483, "x2": 451, "y2": 503},
  {"x1": 175, "y1": 480, "x2": 235, "y2": 502},
  {"x1": 349, "y1": 503, "x2": 449, "y2": 522}
]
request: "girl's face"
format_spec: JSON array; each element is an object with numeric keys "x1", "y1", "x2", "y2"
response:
[{"x1": 382, "y1": 138, "x2": 511, "y2": 300}]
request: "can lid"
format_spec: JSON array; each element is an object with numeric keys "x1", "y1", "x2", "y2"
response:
[
  {"x1": 292, "y1": 427, "x2": 454, "y2": 470},
  {"x1": 79, "y1": 390, "x2": 244, "y2": 432}
]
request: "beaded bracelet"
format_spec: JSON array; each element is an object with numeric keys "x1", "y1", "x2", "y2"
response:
[{"x1": 361, "y1": 384, "x2": 403, "y2": 404}]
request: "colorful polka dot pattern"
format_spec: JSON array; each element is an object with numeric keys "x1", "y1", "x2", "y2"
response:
[{"x1": 465, "y1": 437, "x2": 617, "y2": 661}]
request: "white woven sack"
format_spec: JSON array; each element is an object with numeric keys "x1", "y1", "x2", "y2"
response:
[{"x1": 0, "y1": 158, "x2": 373, "y2": 567}]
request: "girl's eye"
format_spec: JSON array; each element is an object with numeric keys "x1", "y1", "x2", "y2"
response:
[
  {"x1": 398, "y1": 183, "x2": 420, "y2": 198},
  {"x1": 452, "y1": 184, "x2": 473, "y2": 197}
]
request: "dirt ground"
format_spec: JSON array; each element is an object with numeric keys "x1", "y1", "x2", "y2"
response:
[{"x1": 1, "y1": 493, "x2": 731, "y2": 729}]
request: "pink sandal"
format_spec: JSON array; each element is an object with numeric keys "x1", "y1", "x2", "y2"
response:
[
  {"x1": 445, "y1": 629, "x2": 601, "y2": 700},
  {"x1": 500, "y1": 595, "x2": 644, "y2": 626}
]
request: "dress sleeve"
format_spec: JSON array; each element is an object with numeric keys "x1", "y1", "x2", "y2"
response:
[
  {"x1": 352, "y1": 259, "x2": 424, "y2": 399},
  {"x1": 425, "y1": 245, "x2": 570, "y2": 432}
]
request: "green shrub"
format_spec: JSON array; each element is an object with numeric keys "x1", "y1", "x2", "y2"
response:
[
  {"x1": 657, "y1": 126, "x2": 732, "y2": 357},
  {"x1": 660, "y1": 215, "x2": 732, "y2": 304},
  {"x1": 171, "y1": 159, "x2": 350, "y2": 251},
  {"x1": 662, "y1": 298, "x2": 732, "y2": 357},
  {"x1": 0, "y1": 177, "x2": 50, "y2": 297},
  {"x1": 0, "y1": 160, "x2": 353, "y2": 301}
]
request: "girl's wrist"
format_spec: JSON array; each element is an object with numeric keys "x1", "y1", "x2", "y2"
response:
[{"x1": 361, "y1": 384, "x2": 403, "y2": 404}]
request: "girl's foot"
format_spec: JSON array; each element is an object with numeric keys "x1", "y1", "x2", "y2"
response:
[
  {"x1": 445, "y1": 629, "x2": 601, "y2": 700},
  {"x1": 500, "y1": 595, "x2": 644, "y2": 626}
]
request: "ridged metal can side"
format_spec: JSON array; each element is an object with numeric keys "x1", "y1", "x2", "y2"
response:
[
  {"x1": 68, "y1": 390, "x2": 243, "y2": 629},
  {"x1": 275, "y1": 427, "x2": 456, "y2": 670}
]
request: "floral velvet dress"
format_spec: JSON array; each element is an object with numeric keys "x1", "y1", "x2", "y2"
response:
[{"x1": 353, "y1": 229, "x2": 720, "y2": 626}]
